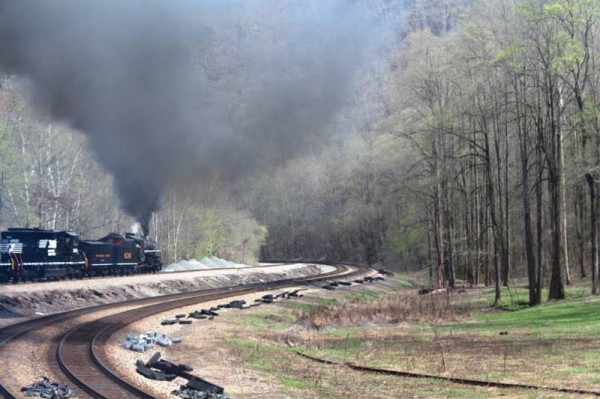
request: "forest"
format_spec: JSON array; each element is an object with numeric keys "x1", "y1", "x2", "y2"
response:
[{"x1": 0, "y1": 0, "x2": 598, "y2": 306}]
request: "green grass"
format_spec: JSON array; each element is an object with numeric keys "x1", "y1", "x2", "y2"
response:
[
  {"x1": 326, "y1": 325, "x2": 378, "y2": 337},
  {"x1": 225, "y1": 336, "x2": 281, "y2": 372},
  {"x1": 340, "y1": 289, "x2": 385, "y2": 301},
  {"x1": 321, "y1": 336, "x2": 363, "y2": 357},
  {"x1": 218, "y1": 276, "x2": 600, "y2": 398},
  {"x1": 225, "y1": 336, "x2": 279, "y2": 351},
  {"x1": 390, "y1": 275, "x2": 414, "y2": 287},
  {"x1": 230, "y1": 313, "x2": 271, "y2": 328},
  {"x1": 285, "y1": 297, "x2": 342, "y2": 313},
  {"x1": 456, "y1": 295, "x2": 600, "y2": 338},
  {"x1": 464, "y1": 286, "x2": 532, "y2": 310},
  {"x1": 225, "y1": 335, "x2": 338, "y2": 395},
  {"x1": 428, "y1": 386, "x2": 492, "y2": 399},
  {"x1": 230, "y1": 308, "x2": 298, "y2": 330},
  {"x1": 465, "y1": 285, "x2": 592, "y2": 312},
  {"x1": 280, "y1": 378, "x2": 318, "y2": 389}
]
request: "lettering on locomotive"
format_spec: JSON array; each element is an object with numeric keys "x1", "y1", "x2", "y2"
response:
[{"x1": 0, "y1": 228, "x2": 163, "y2": 282}]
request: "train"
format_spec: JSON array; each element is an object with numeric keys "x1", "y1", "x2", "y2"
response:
[{"x1": 0, "y1": 227, "x2": 162, "y2": 282}]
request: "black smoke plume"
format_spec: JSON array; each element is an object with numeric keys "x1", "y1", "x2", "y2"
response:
[{"x1": 0, "y1": 0, "x2": 377, "y2": 235}]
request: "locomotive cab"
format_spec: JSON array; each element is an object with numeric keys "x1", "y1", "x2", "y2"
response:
[
  {"x1": 0, "y1": 228, "x2": 85, "y2": 282},
  {"x1": 124, "y1": 233, "x2": 162, "y2": 273}
]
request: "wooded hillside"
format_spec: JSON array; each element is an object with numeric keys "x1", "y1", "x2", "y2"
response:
[
  {"x1": 2, "y1": 0, "x2": 599, "y2": 304},
  {"x1": 253, "y1": 0, "x2": 600, "y2": 306}
]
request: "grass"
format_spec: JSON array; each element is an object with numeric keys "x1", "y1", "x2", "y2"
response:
[
  {"x1": 340, "y1": 289, "x2": 385, "y2": 301},
  {"x1": 465, "y1": 284, "x2": 592, "y2": 311},
  {"x1": 456, "y1": 295, "x2": 600, "y2": 339},
  {"x1": 231, "y1": 309, "x2": 297, "y2": 329},
  {"x1": 285, "y1": 297, "x2": 342, "y2": 312},
  {"x1": 390, "y1": 275, "x2": 414, "y2": 287},
  {"x1": 217, "y1": 276, "x2": 600, "y2": 398},
  {"x1": 280, "y1": 378, "x2": 319, "y2": 389}
]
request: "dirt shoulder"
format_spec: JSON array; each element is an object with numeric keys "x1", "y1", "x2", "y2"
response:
[{"x1": 0, "y1": 263, "x2": 330, "y2": 322}]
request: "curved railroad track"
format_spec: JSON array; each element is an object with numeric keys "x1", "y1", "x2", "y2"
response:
[
  {"x1": 0, "y1": 263, "x2": 289, "y2": 286},
  {"x1": 0, "y1": 263, "x2": 370, "y2": 399},
  {"x1": 294, "y1": 351, "x2": 600, "y2": 397}
]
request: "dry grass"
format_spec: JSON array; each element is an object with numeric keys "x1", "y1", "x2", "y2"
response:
[
  {"x1": 213, "y1": 280, "x2": 600, "y2": 398},
  {"x1": 292, "y1": 289, "x2": 467, "y2": 329},
  {"x1": 282, "y1": 286, "x2": 600, "y2": 395}
]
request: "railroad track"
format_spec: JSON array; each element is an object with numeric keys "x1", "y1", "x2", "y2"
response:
[
  {"x1": 0, "y1": 263, "x2": 370, "y2": 399},
  {"x1": 294, "y1": 351, "x2": 600, "y2": 397},
  {"x1": 0, "y1": 263, "x2": 289, "y2": 286}
]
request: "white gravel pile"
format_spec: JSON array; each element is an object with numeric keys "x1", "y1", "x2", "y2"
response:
[
  {"x1": 162, "y1": 256, "x2": 241, "y2": 272},
  {"x1": 209, "y1": 256, "x2": 235, "y2": 268}
]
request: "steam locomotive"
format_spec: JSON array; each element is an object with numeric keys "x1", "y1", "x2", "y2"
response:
[{"x1": 0, "y1": 228, "x2": 162, "y2": 282}]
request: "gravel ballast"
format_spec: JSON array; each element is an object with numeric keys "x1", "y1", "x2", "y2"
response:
[
  {"x1": 0, "y1": 264, "x2": 337, "y2": 397},
  {"x1": 0, "y1": 264, "x2": 332, "y2": 316},
  {"x1": 105, "y1": 288, "x2": 307, "y2": 398},
  {"x1": 104, "y1": 267, "x2": 364, "y2": 398}
]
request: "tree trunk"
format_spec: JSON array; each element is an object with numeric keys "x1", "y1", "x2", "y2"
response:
[
  {"x1": 548, "y1": 89, "x2": 565, "y2": 301},
  {"x1": 517, "y1": 99, "x2": 536, "y2": 305},
  {"x1": 484, "y1": 126, "x2": 501, "y2": 306},
  {"x1": 559, "y1": 127, "x2": 571, "y2": 285},
  {"x1": 432, "y1": 140, "x2": 444, "y2": 289},
  {"x1": 492, "y1": 111, "x2": 510, "y2": 288},
  {"x1": 534, "y1": 117, "x2": 544, "y2": 306},
  {"x1": 442, "y1": 175, "x2": 455, "y2": 288},
  {"x1": 575, "y1": 184, "x2": 587, "y2": 278},
  {"x1": 428, "y1": 216, "x2": 434, "y2": 287},
  {"x1": 586, "y1": 174, "x2": 598, "y2": 294},
  {"x1": 474, "y1": 159, "x2": 481, "y2": 285}
]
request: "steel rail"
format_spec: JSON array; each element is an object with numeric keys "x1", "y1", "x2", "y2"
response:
[
  {"x1": 57, "y1": 264, "x2": 364, "y2": 399},
  {"x1": 0, "y1": 262, "x2": 317, "y2": 349},
  {"x1": 0, "y1": 262, "x2": 370, "y2": 398},
  {"x1": 295, "y1": 342, "x2": 600, "y2": 396}
]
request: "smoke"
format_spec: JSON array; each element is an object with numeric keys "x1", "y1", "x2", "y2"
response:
[
  {"x1": 131, "y1": 223, "x2": 141, "y2": 237},
  {"x1": 0, "y1": 0, "x2": 382, "y2": 235}
]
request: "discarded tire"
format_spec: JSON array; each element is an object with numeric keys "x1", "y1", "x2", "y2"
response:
[
  {"x1": 140, "y1": 352, "x2": 226, "y2": 397},
  {"x1": 21, "y1": 377, "x2": 75, "y2": 399},
  {"x1": 123, "y1": 331, "x2": 181, "y2": 352}
]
